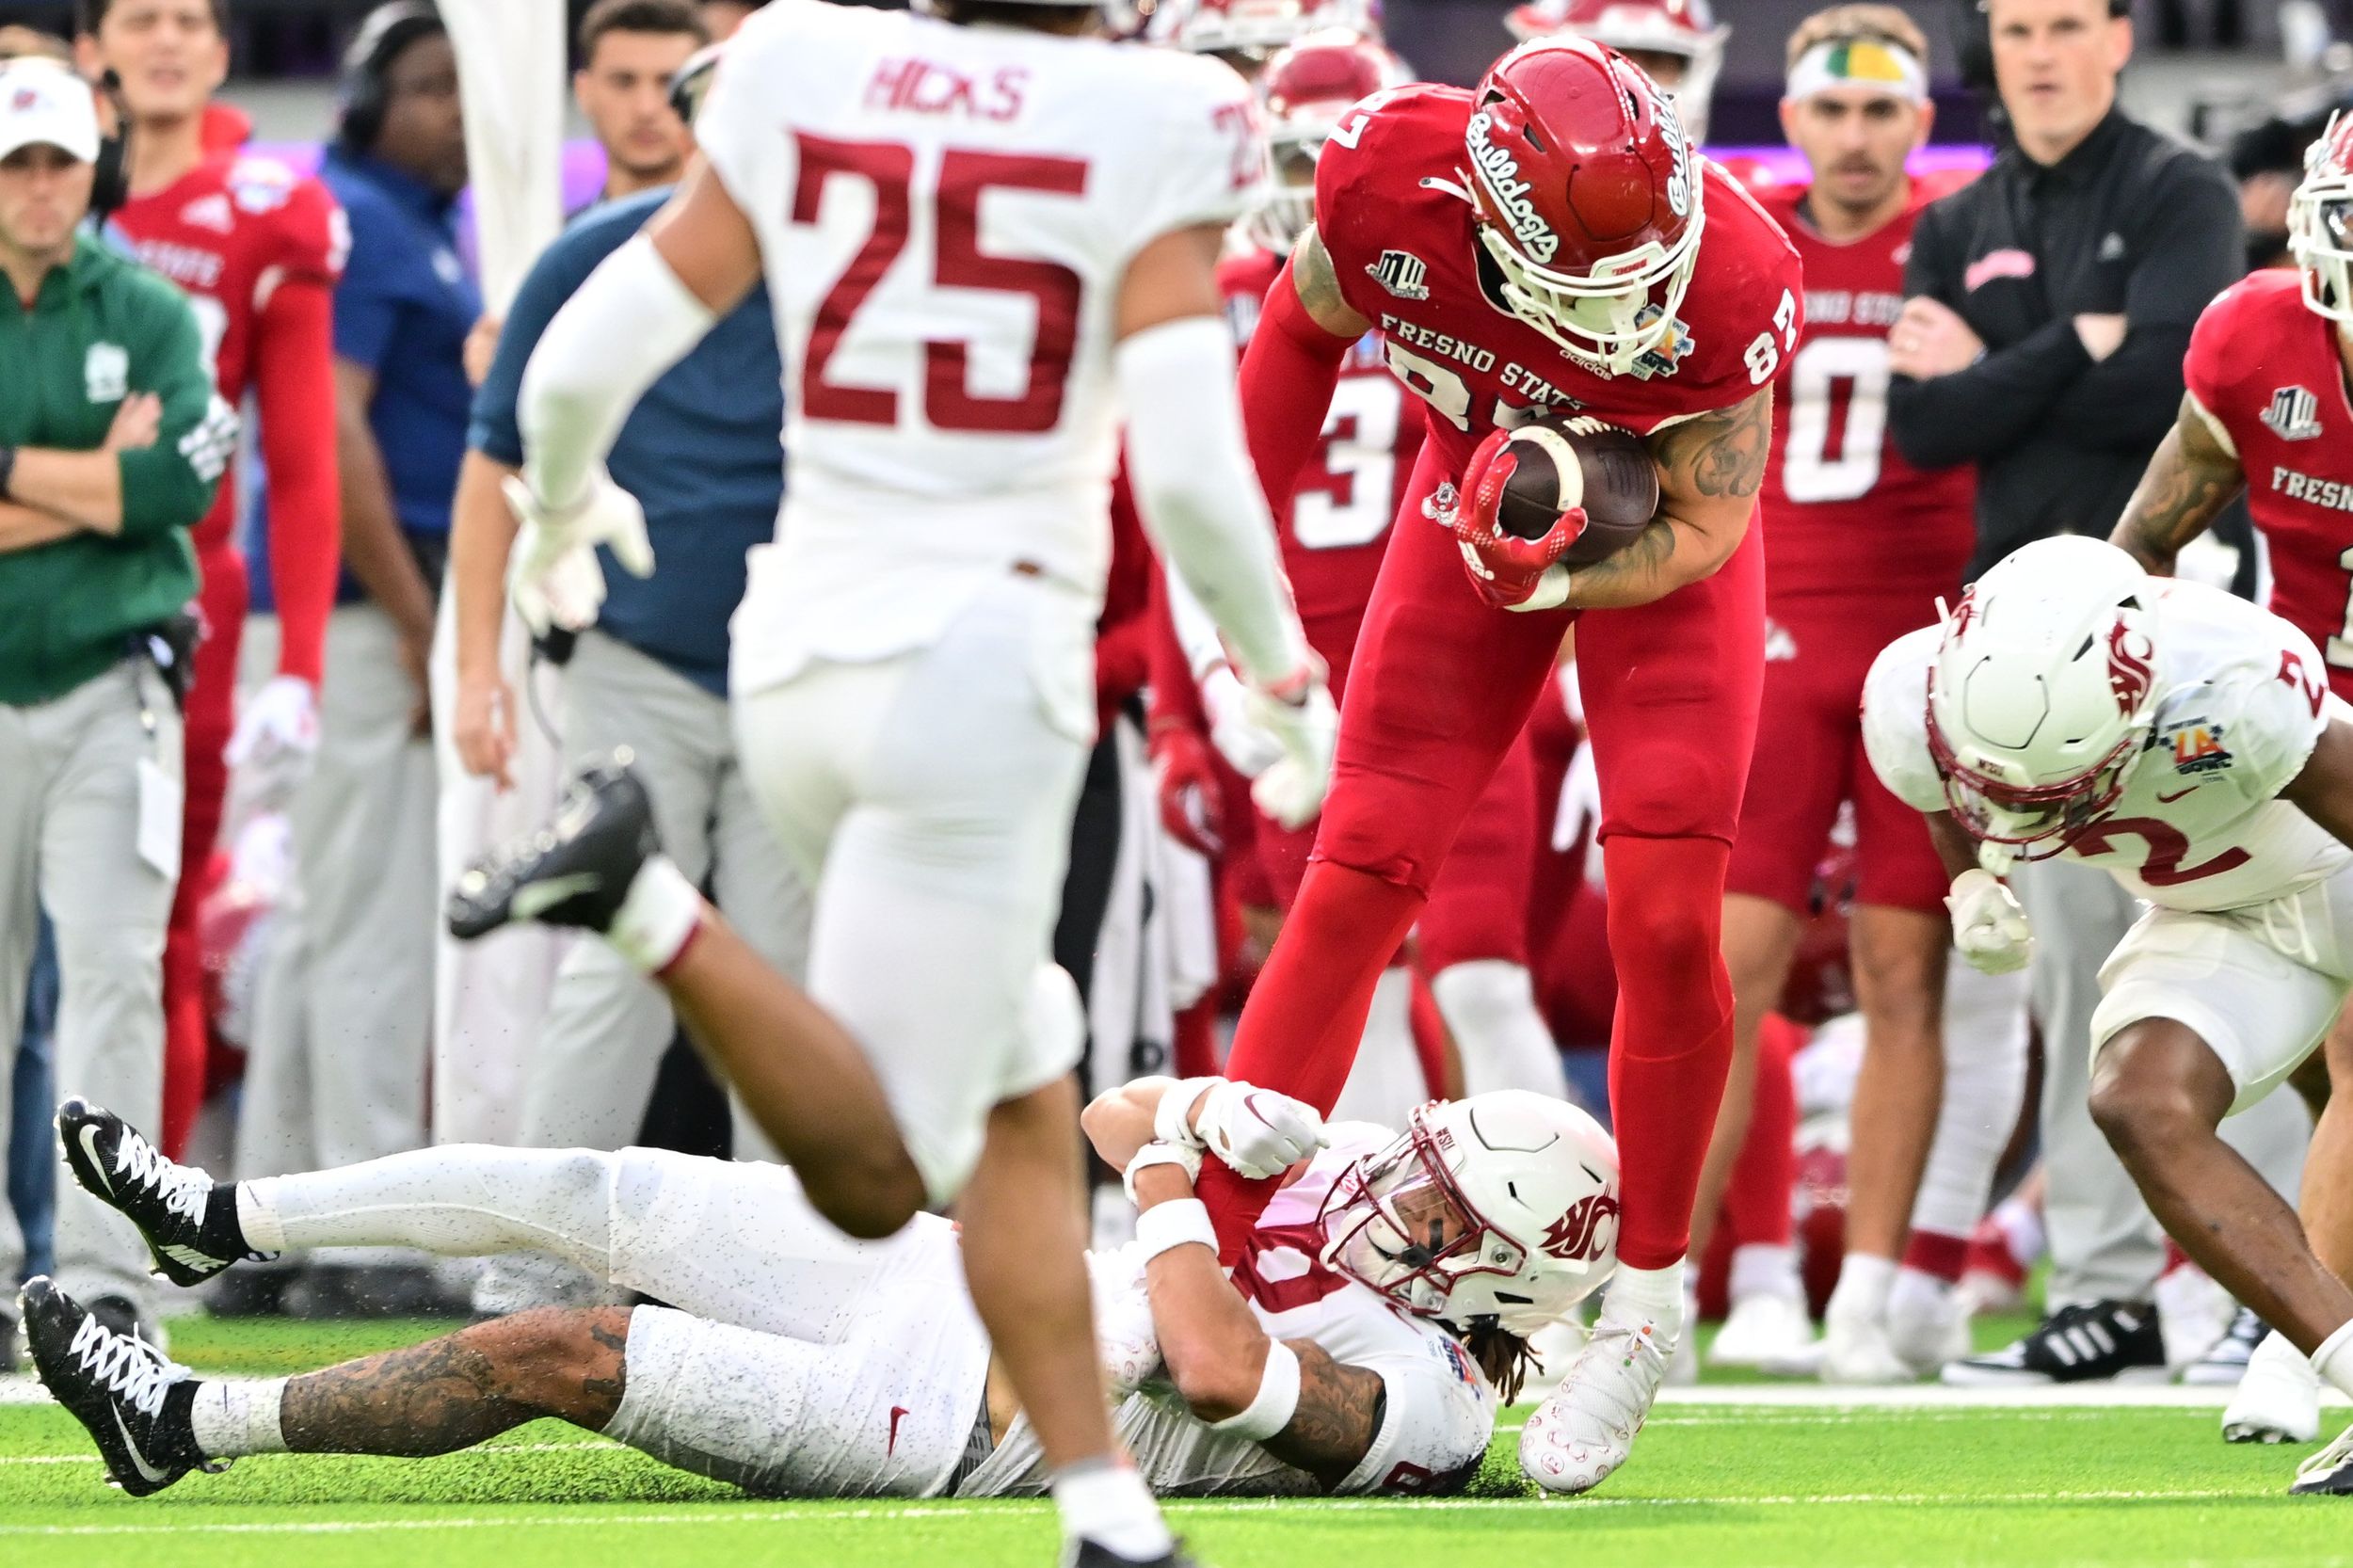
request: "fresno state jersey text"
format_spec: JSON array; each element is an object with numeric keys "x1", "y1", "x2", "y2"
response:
[
  {"x1": 1222, "y1": 244, "x2": 1427, "y2": 631},
  {"x1": 2184, "y1": 268, "x2": 2353, "y2": 699},
  {"x1": 1313, "y1": 83, "x2": 1803, "y2": 469},
  {"x1": 1753, "y1": 182, "x2": 1974, "y2": 607}
]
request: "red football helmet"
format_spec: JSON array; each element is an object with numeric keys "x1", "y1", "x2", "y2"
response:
[
  {"x1": 1465, "y1": 37, "x2": 1705, "y2": 377},
  {"x1": 1501, "y1": 0, "x2": 1727, "y2": 142},
  {"x1": 1246, "y1": 29, "x2": 1407, "y2": 253}
]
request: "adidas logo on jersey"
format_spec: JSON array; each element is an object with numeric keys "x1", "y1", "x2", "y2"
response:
[
  {"x1": 1368, "y1": 250, "x2": 1429, "y2": 301},
  {"x1": 2263, "y1": 385, "x2": 2323, "y2": 441},
  {"x1": 180, "y1": 194, "x2": 233, "y2": 234}
]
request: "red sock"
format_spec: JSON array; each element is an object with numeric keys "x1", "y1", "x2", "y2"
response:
[
  {"x1": 1603, "y1": 836, "x2": 1737, "y2": 1272},
  {"x1": 1199, "y1": 861, "x2": 1423, "y2": 1258},
  {"x1": 1901, "y1": 1229, "x2": 1971, "y2": 1283},
  {"x1": 1721, "y1": 1011, "x2": 1800, "y2": 1249}
]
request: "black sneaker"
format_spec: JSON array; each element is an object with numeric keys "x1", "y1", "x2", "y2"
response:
[
  {"x1": 56, "y1": 1098, "x2": 266, "y2": 1288},
  {"x1": 1066, "y1": 1542, "x2": 1202, "y2": 1568},
  {"x1": 447, "y1": 754, "x2": 658, "y2": 940},
  {"x1": 19, "y1": 1277, "x2": 214, "y2": 1496},
  {"x1": 2185, "y1": 1304, "x2": 2267, "y2": 1387},
  {"x1": 1941, "y1": 1300, "x2": 2168, "y2": 1385}
]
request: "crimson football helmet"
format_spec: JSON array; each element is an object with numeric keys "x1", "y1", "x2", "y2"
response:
[
  {"x1": 1464, "y1": 37, "x2": 1705, "y2": 377},
  {"x1": 1319, "y1": 1091, "x2": 1620, "y2": 1336},
  {"x1": 2292, "y1": 111, "x2": 2353, "y2": 325},
  {"x1": 1147, "y1": 0, "x2": 1379, "y2": 63},
  {"x1": 1245, "y1": 29, "x2": 1406, "y2": 253},
  {"x1": 1501, "y1": 0, "x2": 1727, "y2": 142}
]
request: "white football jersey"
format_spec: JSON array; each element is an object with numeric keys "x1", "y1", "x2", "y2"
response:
[
  {"x1": 696, "y1": 0, "x2": 1264, "y2": 693},
  {"x1": 1863, "y1": 581, "x2": 2351, "y2": 913},
  {"x1": 960, "y1": 1125, "x2": 1496, "y2": 1498}
]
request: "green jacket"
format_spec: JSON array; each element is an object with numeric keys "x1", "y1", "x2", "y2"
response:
[{"x1": 0, "y1": 235, "x2": 230, "y2": 706}]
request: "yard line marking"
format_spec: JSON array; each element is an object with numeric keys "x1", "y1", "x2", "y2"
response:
[{"x1": 0, "y1": 1442, "x2": 625, "y2": 1466}]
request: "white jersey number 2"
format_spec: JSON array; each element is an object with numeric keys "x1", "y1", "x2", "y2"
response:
[
  {"x1": 1780, "y1": 335, "x2": 1892, "y2": 504},
  {"x1": 794, "y1": 134, "x2": 1085, "y2": 433}
]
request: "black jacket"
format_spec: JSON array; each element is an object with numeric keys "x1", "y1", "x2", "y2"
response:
[{"x1": 1889, "y1": 109, "x2": 2244, "y2": 579}]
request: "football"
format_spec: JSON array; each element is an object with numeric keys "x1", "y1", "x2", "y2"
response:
[{"x1": 1490, "y1": 413, "x2": 1660, "y2": 568}]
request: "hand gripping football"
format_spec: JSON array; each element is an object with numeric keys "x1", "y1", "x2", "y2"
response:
[{"x1": 1489, "y1": 412, "x2": 1660, "y2": 567}]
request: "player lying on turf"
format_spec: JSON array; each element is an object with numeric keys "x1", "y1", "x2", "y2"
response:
[
  {"x1": 1861, "y1": 536, "x2": 2353, "y2": 1495},
  {"x1": 26, "y1": 1084, "x2": 1617, "y2": 1501}
]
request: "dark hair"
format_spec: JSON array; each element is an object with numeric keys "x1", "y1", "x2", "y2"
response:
[
  {"x1": 77, "y1": 0, "x2": 232, "y2": 36},
  {"x1": 1460, "y1": 1320, "x2": 1536, "y2": 1406},
  {"x1": 580, "y1": 0, "x2": 710, "y2": 64}
]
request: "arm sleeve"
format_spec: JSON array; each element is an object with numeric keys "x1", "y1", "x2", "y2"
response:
[
  {"x1": 1860, "y1": 627, "x2": 1952, "y2": 815},
  {"x1": 251, "y1": 277, "x2": 342, "y2": 685},
  {"x1": 2041, "y1": 168, "x2": 2242, "y2": 451},
  {"x1": 1237, "y1": 257, "x2": 1354, "y2": 521},
  {"x1": 470, "y1": 229, "x2": 607, "y2": 467},
  {"x1": 119, "y1": 290, "x2": 235, "y2": 540}
]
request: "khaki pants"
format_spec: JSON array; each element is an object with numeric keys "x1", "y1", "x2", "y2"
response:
[{"x1": 0, "y1": 661, "x2": 179, "y2": 1312}]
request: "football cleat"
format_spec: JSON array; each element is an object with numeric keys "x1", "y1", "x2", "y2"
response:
[
  {"x1": 2183, "y1": 1304, "x2": 2266, "y2": 1386},
  {"x1": 56, "y1": 1098, "x2": 264, "y2": 1288},
  {"x1": 2292, "y1": 1420, "x2": 2353, "y2": 1495},
  {"x1": 1886, "y1": 1283, "x2": 1972, "y2": 1379},
  {"x1": 446, "y1": 754, "x2": 658, "y2": 940},
  {"x1": 1942, "y1": 1301, "x2": 2168, "y2": 1385},
  {"x1": 20, "y1": 1277, "x2": 215, "y2": 1496},
  {"x1": 1519, "y1": 1308, "x2": 1676, "y2": 1494},
  {"x1": 1818, "y1": 1305, "x2": 1914, "y2": 1386},
  {"x1": 2222, "y1": 1328, "x2": 2321, "y2": 1445},
  {"x1": 1708, "y1": 1292, "x2": 1820, "y2": 1374},
  {"x1": 1064, "y1": 1540, "x2": 1203, "y2": 1568}
]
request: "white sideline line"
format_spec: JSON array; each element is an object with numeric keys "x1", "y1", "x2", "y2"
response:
[
  {"x1": 0, "y1": 1442, "x2": 621, "y2": 1467},
  {"x1": 0, "y1": 1486, "x2": 2292, "y2": 1537}
]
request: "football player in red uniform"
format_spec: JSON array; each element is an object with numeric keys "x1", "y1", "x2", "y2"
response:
[
  {"x1": 1194, "y1": 37, "x2": 1801, "y2": 1493},
  {"x1": 1503, "y1": 0, "x2": 1728, "y2": 143},
  {"x1": 1703, "y1": 8, "x2": 1985, "y2": 1385},
  {"x1": 79, "y1": 0, "x2": 346, "y2": 1157}
]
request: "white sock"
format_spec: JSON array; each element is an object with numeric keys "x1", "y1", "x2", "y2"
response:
[
  {"x1": 1605, "y1": 1260, "x2": 1689, "y2": 1330},
  {"x1": 2312, "y1": 1319, "x2": 2353, "y2": 1400},
  {"x1": 1330, "y1": 967, "x2": 1425, "y2": 1130},
  {"x1": 1429, "y1": 960, "x2": 1571, "y2": 1100},
  {"x1": 1887, "y1": 1264, "x2": 1950, "y2": 1326},
  {"x1": 189, "y1": 1379, "x2": 288, "y2": 1459},
  {"x1": 1729, "y1": 1243, "x2": 1804, "y2": 1305},
  {"x1": 607, "y1": 854, "x2": 704, "y2": 974},
  {"x1": 1910, "y1": 957, "x2": 2031, "y2": 1237},
  {"x1": 1828, "y1": 1252, "x2": 1897, "y2": 1323},
  {"x1": 1051, "y1": 1457, "x2": 1172, "y2": 1560},
  {"x1": 237, "y1": 1182, "x2": 288, "y2": 1254},
  {"x1": 1988, "y1": 1196, "x2": 2045, "y2": 1269}
]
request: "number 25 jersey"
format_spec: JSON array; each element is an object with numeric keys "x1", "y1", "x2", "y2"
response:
[{"x1": 696, "y1": 0, "x2": 1263, "y2": 689}]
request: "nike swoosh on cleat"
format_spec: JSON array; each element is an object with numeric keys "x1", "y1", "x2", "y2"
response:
[
  {"x1": 508, "y1": 872, "x2": 604, "y2": 921},
  {"x1": 888, "y1": 1405, "x2": 910, "y2": 1457},
  {"x1": 161, "y1": 1244, "x2": 223, "y2": 1272},
  {"x1": 78, "y1": 1125, "x2": 113, "y2": 1197},
  {"x1": 109, "y1": 1407, "x2": 170, "y2": 1486}
]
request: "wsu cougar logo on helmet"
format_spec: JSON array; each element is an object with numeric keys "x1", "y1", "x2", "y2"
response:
[
  {"x1": 1465, "y1": 108, "x2": 1559, "y2": 264},
  {"x1": 1541, "y1": 1190, "x2": 1619, "y2": 1262},
  {"x1": 2105, "y1": 619, "x2": 2154, "y2": 717}
]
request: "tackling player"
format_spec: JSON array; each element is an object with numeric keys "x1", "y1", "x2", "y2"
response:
[
  {"x1": 28, "y1": 1085, "x2": 1617, "y2": 1502},
  {"x1": 76, "y1": 0, "x2": 346, "y2": 1157},
  {"x1": 484, "y1": 0, "x2": 1335, "y2": 1560},
  {"x1": 1697, "y1": 7, "x2": 1981, "y2": 1384},
  {"x1": 1193, "y1": 36, "x2": 1802, "y2": 1495},
  {"x1": 1862, "y1": 536, "x2": 2353, "y2": 1496}
]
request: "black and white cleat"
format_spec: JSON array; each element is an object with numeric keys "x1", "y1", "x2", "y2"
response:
[
  {"x1": 446, "y1": 752, "x2": 660, "y2": 940},
  {"x1": 56, "y1": 1098, "x2": 265, "y2": 1288},
  {"x1": 19, "y1": 1277, "x2": 215, "y2": 1497}
]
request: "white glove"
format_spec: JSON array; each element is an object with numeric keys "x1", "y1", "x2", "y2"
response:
[
  {"x1": 1157, "y1": 1076, "x2": 1329, "y2": 1181},
  {"x1": 1241, "y1": 669, "x2": 1338, "y2": 831},
  {"x1": 225, "y1": 675, "x2": 318, "y2": 806},
  {"x1": 1201, "y1": 665, "x2": 1285, "y2": 779},
  {"x1": 1946, "y1": 868, "x2": 2033, "y2": 975},
  {"x1": 502, "y1": 471, "x2": 655, "y2": 637}
]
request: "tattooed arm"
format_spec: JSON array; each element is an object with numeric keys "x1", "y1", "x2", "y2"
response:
[
  {"x1": 1134, "y1": 1163, "x2": 1387, "y2": 1489},
  {"x1": 278, "y1": 1308, "x2": 632, "y2": 1457},
  {"x1": 1566, "y1": 387, "x2": 1771, "y2": 612},
  {"x1": 2107, "y1": 392, "x2": 2247, "y2": 576}
]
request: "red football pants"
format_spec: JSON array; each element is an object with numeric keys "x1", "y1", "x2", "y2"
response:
[
  {"x1": 161, "y1": 544, "x2": 247, "y2": 1156},
  {"x1": 1203, "y1": 442, "x2": 1765, "y2": 1272}
]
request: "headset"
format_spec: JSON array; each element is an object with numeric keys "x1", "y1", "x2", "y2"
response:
[{"x1": 337, "y1": 0, "x2": 445, "y2": 153}]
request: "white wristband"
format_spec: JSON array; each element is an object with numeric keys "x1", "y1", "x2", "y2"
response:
[
  {"x1": 1153, "y1": 1077, "x2": 1222, "y2": 1148},
  {"x1": 1124, "y1": 1140, "x2": 1204, "y2": 1206},
  {"x1": 1134, "y1": 1196, "x2": 1217, "y2": 1263},
  {"x1": 1209, "y1": 1338, "x2": 1302, "y2": 1441}
]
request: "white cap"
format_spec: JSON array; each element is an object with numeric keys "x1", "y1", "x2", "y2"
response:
[{"x1": 0, "y1": 60, "x2": 101, "y2": 166}]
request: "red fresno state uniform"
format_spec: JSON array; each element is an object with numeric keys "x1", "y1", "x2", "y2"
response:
[
  {"x1": 109, "y1": 150, "x2": 346, "y2": 1151},
  {"x1": 1204, "y1": 76, "x2": 1803, "y2": 1276},
  {"x1": 1727, "y1": 183, "x2": 1976, "y2": 917},
  {"x1": 2184, "y1": 268, "x2": 2353, "y2": 701}
]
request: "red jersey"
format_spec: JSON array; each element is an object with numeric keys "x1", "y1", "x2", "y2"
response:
[
  {"x1": 1221, "y1": 245, "x2": 1428, "y2": 626},
  {"x1": 2184, "y1": 268, "x2": 2353, "y2": 698},
  {"x1": 109, "y1": 151, "x2": 347, "y2": 682},
  {"x1": 1753, "y1": 183, "x2": 1975, "y2": 609},
  {"x1": 1314, "y1": 85, "x2": 1803, "y2": 471}
]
